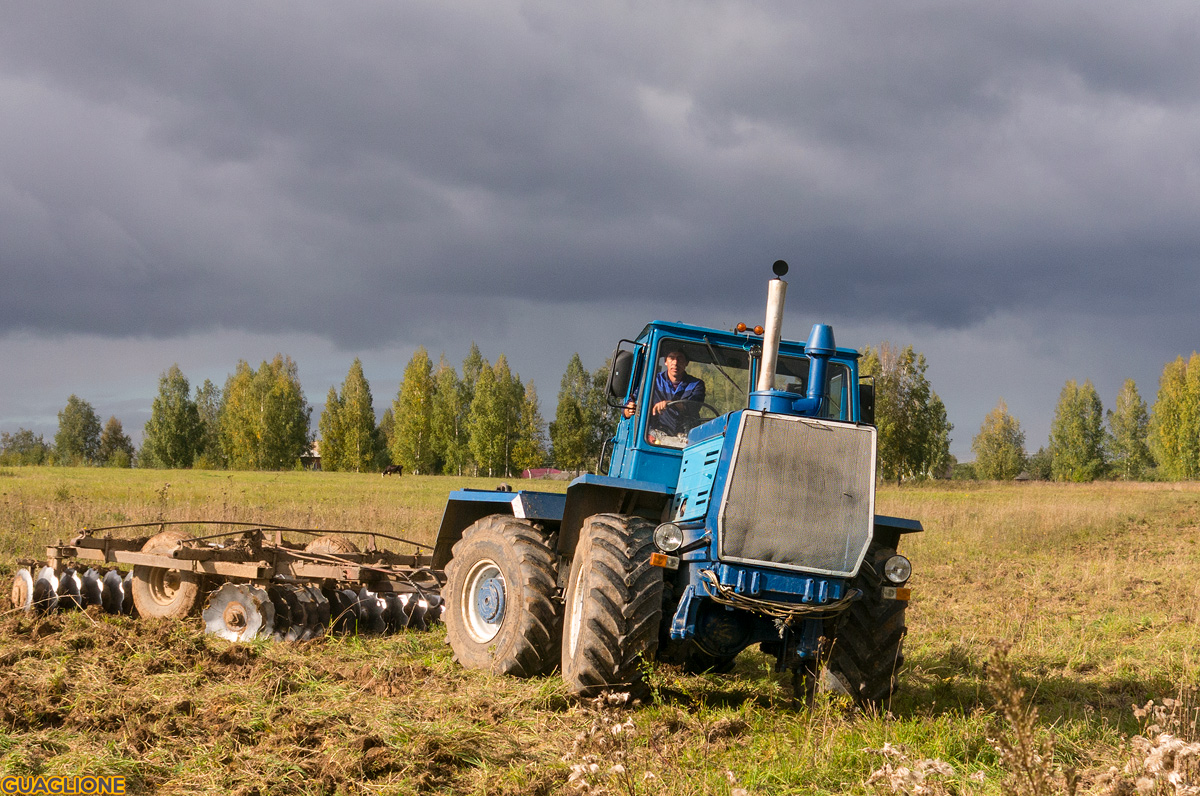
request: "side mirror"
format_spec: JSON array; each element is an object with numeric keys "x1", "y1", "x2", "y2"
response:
[
  {"x1": 859, "y1": 381, "x2": 875, "y2": 425},
  {"x1": 606, "y1": 350, "x2": 634, "y2": 405}
]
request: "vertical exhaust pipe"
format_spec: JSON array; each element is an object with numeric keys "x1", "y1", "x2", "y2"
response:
[{"x1": 755, "y1": 260, "x2": 789, "y2": 392}]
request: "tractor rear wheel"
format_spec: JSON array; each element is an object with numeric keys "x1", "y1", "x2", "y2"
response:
[
  {"x1": 444, "y1": 515, "x2": 561, "y2": 677},
  {"x1": 561, "y1": 513, "x2": 663, "y2": 699},
  {"x1": 131, "y1": 529, "x2": 204, "y2": 620},
  {"x1": 825, "y1": 544, "x2": 907, "y2": 707}
]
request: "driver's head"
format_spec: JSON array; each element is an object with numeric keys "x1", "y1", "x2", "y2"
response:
[{"x1": 664, "y1": 350, "x2": 689, "y2": 382}]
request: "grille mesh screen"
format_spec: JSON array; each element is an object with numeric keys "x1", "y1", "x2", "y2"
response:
[{"x1": 718, "y1": 413, "x2": 875, "y2": 576}]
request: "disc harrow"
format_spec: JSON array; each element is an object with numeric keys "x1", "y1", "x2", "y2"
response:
[{"x1": 10, "y1": 521, "x2": 446, "y2": 642}]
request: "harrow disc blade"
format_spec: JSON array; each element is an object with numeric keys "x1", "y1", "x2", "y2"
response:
[
  {"x1": 202, "y1": 583, "x2": 268, "y2": 641},
  {"x1": 33, "y1": 567, "x2": 60, "y2": 614},
  {"x1": 381, "y1": 593, "x2": 406, "y2": 632},
  {"x1": 122, "y1": 571, "x2": 137, "y2": 616},
  {"x1": 249, "y1": 585, "x2": 275, "y2": 639},
  {"x1": 101, "y1": 570, "x2": 125, "y2": 614},
  {"x1": 304, "y1": 586, "x2": 330, "y2": 638},
  {"x1": 266, "y1": 585, "x2": 293, "y2": 642},
  {"x1": 11, "y1": 568, "x2": 33, "y2": 612},
  {"x1": 358, "y1": 587, "x2": 387, "y2": 635},
  {"x1": 399, "y1": 592, "x2": 431, "y2": 631},
  {"x1": 290, "y1": 586, "x2": 317, "y2": 641},
  {"x1": 56, "y1": 569, "x2": 83, "y2": 611},
  {"x1": 81, "y1": 568, "x2": 103, "y2": 608},
  {"x1": 426, "y1": 594, "x2": 445, "y2": 624},
  {"x1": 335, "y1": 588, "x2": 361, "y2": 634}
]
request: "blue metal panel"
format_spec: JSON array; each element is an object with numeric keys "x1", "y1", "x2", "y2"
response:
[
  {"x1": 442, "y1": 489, "x2": 567, "y2": 522},
  {"x1": 711, "y1": 563, "x2": 845, "y2": 602},
  {"x1": 569, "y1": 473, "x2": 674, "y2": 495},
  {"x1": 671, "y1": 435, "x2": 724, "y2": 522}
]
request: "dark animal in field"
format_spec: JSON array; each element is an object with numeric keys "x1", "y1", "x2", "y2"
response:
[{"x1": 381, "y1": 465, "x2": 403, "y2": 477}]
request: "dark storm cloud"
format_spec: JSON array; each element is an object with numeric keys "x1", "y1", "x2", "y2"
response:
[{"x1": 1, "y1": 0, "x2": 1199, "y2": 355}]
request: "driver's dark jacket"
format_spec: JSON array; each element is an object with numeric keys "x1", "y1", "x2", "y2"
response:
[{"x1": 646, "y1": 371, "x2": 705, "y2": 435}]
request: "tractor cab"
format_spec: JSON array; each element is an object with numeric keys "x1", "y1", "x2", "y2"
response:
[{"x1": 603, "y1": 320, "x2": 866, "y2": 486}]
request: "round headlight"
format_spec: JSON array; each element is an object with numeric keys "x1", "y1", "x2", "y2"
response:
[
  {"x1": 883, "y1": 555, "x2": 912, "y2": 585},
  {"x1": 653, "y1": 522, "x2": 684, "y2": 553}
]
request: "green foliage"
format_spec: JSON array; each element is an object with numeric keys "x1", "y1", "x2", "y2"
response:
[
  {"x1": 377, "y1": 408, "x2": 395, "y2": 460},
  {"x1": 219, "y1": 355, "x2": 312, "y2": 470},
  {"x1": 458, "y1": 343, "x2": 485, "y2": 474},
  {"x1": 430, "y1": 358, "x2": 469, "y2": 475},
  {"x1": 1049, "y1": 379, "x2": 1107, "y2": 482},
  {"x1": 318, "y1": 386, "x2": 345, "y2": 472},
  {"x1": 950, "y1": 460, "x2": 977, "y2": 481},
  {"x1": 494, "y1": 356, "x2": 525, "y2": 477},
  {"x1": 972, "y1": 399, "x2": 1026, "y2": 480},
  {"x1": 141, "y1": 364, "x2": 203, "y2": 469},
  {"x1": 0, "y1": 428, "x2": 51, "y2": 466},
  {"x1": 1107, "y1": 379, "x2": 1152, "y2": 481},
  {"x1": 511, "y1": 381, "x2": 547, "y2": 474},
  {"x1": 589, "y1": 361, "x2": 617, "y2": 470},
  {"x1": 340, "y1": 359, "x2": 382, "y2": 472},
  {"x1": 550, "y1": 353, "x2": 594, "y2": 473},
  {"x1": 1149, "y1": 353, "x2": 1200, "y2": 480},
  {"x1": 1026, "y1": 446, "x2": 1053, "y2": 481},
  {"x1": 860, "y1": 343, "x2": 953, "y2": 482},
  {"x1": 467, "y1": 362, "x2": 501, "y2": 476},
  {"x1": 97, "y1": 416, "x2": 135, "y2": 468},
  {"x1": 319, "y1": 359, "x2": 382, "y2": 473},
  {"x1": 193, "y1": 379, "x2": 224, "y2": 469},
  {"x1": 391, "y1": 347, "x2": 438, "y2": 475},
  {"x1": 55, "y1": 395, "x2": 102, "y2": 466}
]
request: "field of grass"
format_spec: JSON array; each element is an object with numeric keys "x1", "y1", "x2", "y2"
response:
[{"x1": 1, "y1": 467, "x2": 1199, "y2": 794}]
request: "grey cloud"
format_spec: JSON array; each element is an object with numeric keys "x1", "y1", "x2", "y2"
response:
[{"x1": 0, "y1": 0, "x2": 1198, "y2": 368}]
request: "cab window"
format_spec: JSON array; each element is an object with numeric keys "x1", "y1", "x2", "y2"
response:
[{"x1": 773, "y1": 356, "x2": 850, "y2": 421}]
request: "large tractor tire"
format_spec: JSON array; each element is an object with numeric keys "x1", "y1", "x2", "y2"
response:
[
  {"x1": 131, "y1": 529, "x2": 204, "y2": 620},
  {"x1": 444, "y1": 516, "x2": 561, "y2": 677},
  {"x1": 561, "y1": 513, "x2": 663, "y2": 699},
  {"x1": 825, "y1": 544, "x2": 907, "y2": 707}
]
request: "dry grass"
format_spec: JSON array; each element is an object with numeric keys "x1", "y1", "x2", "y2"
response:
[{"x1": 1, "y1": 469, "x2": 1199, "y2": 794}]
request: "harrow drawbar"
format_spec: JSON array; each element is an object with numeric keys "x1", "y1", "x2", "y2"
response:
[{"x1": 10, "y1": 522, "x2": 446, "y2": 642}]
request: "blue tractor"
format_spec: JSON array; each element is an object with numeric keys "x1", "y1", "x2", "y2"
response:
[{"x1": 436, "y1": 261, "x2": 921, "y2": 704}]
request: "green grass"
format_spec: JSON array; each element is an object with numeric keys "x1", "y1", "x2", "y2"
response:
[{"x1": 2, "y1": 468, "x2": 1199, "y2": 794}]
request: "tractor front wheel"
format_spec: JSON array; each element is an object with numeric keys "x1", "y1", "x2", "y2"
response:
[
  {"x1": 561, "y1": 513, "x2": 663, "y2": 698},
  {"x1": 444, "y1": 516, "x2": 561, "y2": 677},
  {"x1": 825, "y1": 544, "x2": 907, "y2": 707}
]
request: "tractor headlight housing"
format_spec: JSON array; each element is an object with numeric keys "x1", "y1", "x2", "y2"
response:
[
  {"x1": 653, "y1": 522, "x2": 684, "y2": 553},
  {"x1": 883, "y1": 555, "x2": 912, "y2": 585}
]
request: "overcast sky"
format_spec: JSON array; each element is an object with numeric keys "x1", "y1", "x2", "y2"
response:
[{"x1": 2, "y1": 1, "x2": 1198, "y2": 460}]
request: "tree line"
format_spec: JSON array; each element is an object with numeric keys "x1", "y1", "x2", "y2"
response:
[
  {"x1": 968, "y1": 352, "x2": 1200, "y2": 481},
  {"x1": 1, "y1": 346, "x2": 621, "y2": 476},
  {"x1": 8, "y1": 341, "x2": 1197, "y2": 483}
]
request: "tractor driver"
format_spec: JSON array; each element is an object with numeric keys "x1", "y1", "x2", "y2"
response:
[{"x1": 623, "y1": 349, "x2": 706, "y2": 444}]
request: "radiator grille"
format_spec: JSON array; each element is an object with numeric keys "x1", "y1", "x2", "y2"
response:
[{"x1": 717, "y1": 412, "x2": 875, "y2": 577}]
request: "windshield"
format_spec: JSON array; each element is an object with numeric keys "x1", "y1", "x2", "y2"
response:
[{"x1": 639, "y1": 339, "x2": 750, "y2": 448}]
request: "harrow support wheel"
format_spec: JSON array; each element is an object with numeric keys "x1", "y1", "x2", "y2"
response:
[
  {"x1": 131, "y1": 529, "x2": 203, "y2": 620},
  {"x1": 444, "y1": 515, "x2": 561, "y2": 677},
  {"x1": 304, "y1": 535, "x2": 359, "y2": 555},
  {"x1": 561, "y1": 513, "x2": 663, "y2": 699}
]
